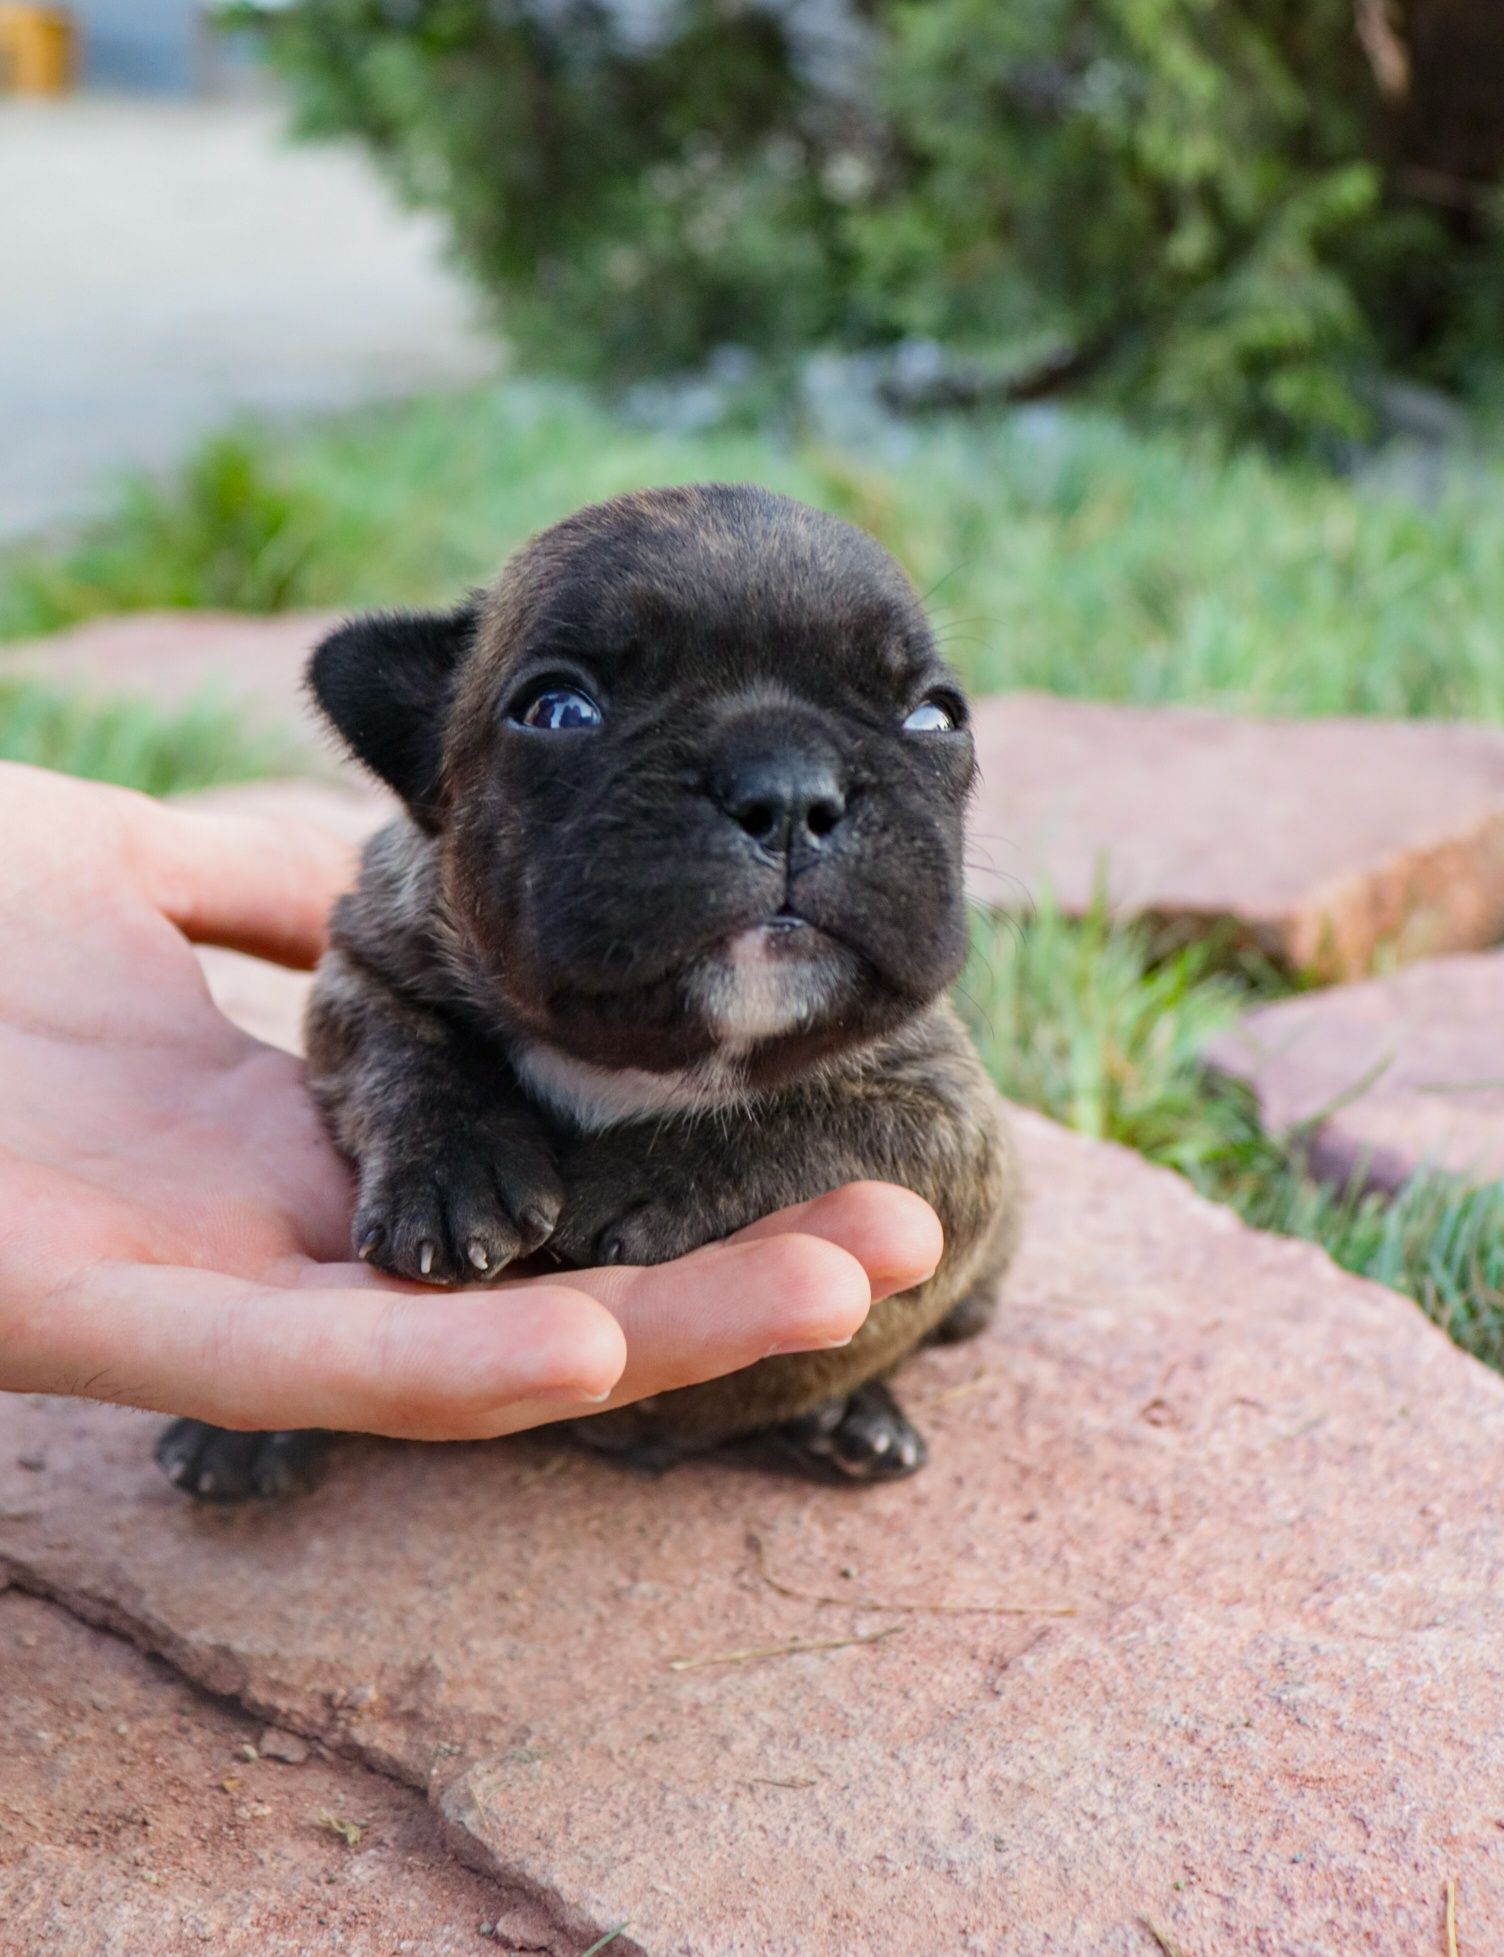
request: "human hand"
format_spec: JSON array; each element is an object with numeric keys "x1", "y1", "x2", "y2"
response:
[{"x1": 0, "y1": 763, "x2": 941, "y2": 1440}]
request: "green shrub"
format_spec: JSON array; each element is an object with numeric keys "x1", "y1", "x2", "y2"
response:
[{"x1": 248, "y1": 0, "x2": 1504, "y2": 440}]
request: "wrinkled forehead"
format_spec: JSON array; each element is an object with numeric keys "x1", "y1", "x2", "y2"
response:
[{"x1": 475, "y1": 490, "x2": 935, "y2": 691}]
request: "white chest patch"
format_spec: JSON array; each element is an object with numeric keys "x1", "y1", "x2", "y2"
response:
[
  {"x1": 514, "y1": 929, "x2": 836, "y2": 1132},
  {"x1": 512, "y1": 1039, "x2": 751, "y2": 1132}
]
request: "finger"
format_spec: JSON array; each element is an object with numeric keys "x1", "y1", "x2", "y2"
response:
[
  {"x1": 129, "y1": 797, "x2": 357, "y2": 969},
  {"x1": 724, "y1": 1180, "x2": 943, "y2": 1302},
  {"x1": 5, "y1": 1261, "x2": 627, "y2": 1440},
  {"x1": 495, "y1": 1230, "x2": 877, "y2": 1425}
]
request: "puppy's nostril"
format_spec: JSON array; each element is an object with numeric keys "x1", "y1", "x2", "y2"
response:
[
  {"x1": 716, "y1": 755, "x2": 848, "y2": 853},
  {"x1": 736, "y1": 798, "x2": 780, "y2": 843}
]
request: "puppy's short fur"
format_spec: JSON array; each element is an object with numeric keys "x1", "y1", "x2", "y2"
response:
[{"x1": 157, "y1": 484, "x2": 1020, "y2": 1501}]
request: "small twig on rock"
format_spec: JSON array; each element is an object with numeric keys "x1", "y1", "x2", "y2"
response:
[
  {"x1": 918, "y1": 1366, "x2": 993, "y2": 1410},
  {"x1": 668, "y1": 1626, "x2": 903, "y2": 1672},
  {"x1": 580, "y1": 1924, "x2": 632, "y2": 1957},
  {"x1": 1139, "y1": 1919, "x2": 1187, "y2": 1957},
  {"x1": 748, "y1": 1532, "x2": 1076, "y2": 1617},
  {"x1": 1446, "y1": 1878, "x2": 1460, "y2": 1957}
]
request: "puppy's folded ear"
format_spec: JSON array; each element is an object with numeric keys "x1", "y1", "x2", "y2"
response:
[{"x1": 307, "y1": 602, "x2": 479, "y2": 829}]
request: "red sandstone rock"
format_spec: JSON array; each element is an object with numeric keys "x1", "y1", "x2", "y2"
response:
[
  {"x1": 6, "y1": 610, "x2": 345, "y2": 771},
  {"x1": 968, "y1": 692, "x2": 1504, "y2": 978},
  {"x1": 1205, "y1": 948, "x2": 1504, "y2": 1193},
  {"x1": 178, "y1": 776, "x2": 390, "y2": 846},
  {"x1": 4, "y1": 1110, "x2": 1503, "y2": 1952},
  {"x1": 0, "y1": 1590, "x2": 512, "y2": 1956}
]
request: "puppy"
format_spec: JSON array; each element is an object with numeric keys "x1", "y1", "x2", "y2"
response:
[{"x1": 157, "y1": 484, "x2": 1020, "y2": 1501}]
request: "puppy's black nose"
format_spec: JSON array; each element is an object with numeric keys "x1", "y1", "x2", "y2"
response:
[{"x1": 714, "y1": 750, "x2": 847, "y2": 855}]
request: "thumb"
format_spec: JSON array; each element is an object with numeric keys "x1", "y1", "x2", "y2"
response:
[{"x1": 132, "y1": 795, "x2": 359, "y2": 970}]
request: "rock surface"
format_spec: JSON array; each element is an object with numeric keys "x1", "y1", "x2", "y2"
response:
[
  {"x1": 6, "y1": 610, "x2": 345, "y2": 770},
  {"x1": 968, "y1": 692, "x2": 1504, "y2": 977},
  {"x1": 4, "y1": 1110, "x2": 1504, "y2": 1953},
  {"x1": 0, "y1": 1590, "x2": 509, "y2": 1956},
  {"x1": 1206, "y1": 949, "x2": 1504, "y2": 1193},
  {"x1": 178, "y1": 776, "x2": 391, "y2": 847}
]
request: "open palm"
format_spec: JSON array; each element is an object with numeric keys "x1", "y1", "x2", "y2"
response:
[{"x1": 0, "y1": 763, "x2": 940, "y2": 1440}]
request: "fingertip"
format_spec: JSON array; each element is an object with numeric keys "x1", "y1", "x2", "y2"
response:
[
  {"x1": 306, "y1": 1283, "x2": 628, "y2": 1440},
  {"x1": 729, "y1": 1230, "x2": 874, "y2": 1349},
  {"x1": 735, "y1": 1181, "x2": 943, "y2": 1301},
  {"x1": 828, "y1": 1179, "x2": 945, "y2": 1296},
  {"x1": 492, "y1": 1284, "x2": 629, "y2": 1407}
]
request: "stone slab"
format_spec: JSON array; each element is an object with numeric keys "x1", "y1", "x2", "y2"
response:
[
  {"x1": 0, "y1": 1590, "x2": 512, "y2": 1957},
  {"x1": 177, "y1": 777, "x2": 392, "y2": 848},
  {"x1": 968, "y1": 692, "x2": 1504, "y2": 978},
  {"x1": 1205, "y1": 949, "x2": 1504, "y2": 1193},
  {"x1": 5, "y1": 1110, "x2": 1504, "y2": 1953},
  {"x1": 5, "y1": 610, "x2": 348, "y2": 774}
]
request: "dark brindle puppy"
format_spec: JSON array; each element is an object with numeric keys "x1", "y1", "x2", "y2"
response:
[{"x1": 157, "y1": 484, "x2": 1020, "y2": 1501}]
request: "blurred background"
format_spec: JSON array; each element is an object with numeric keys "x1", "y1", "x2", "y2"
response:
[
  {"x1": 4, "y1": 2, "x2": 1502, "y2": 681},
  {"x1": 2, "y1": 2, "x2": 1501, "y2": 1353}
]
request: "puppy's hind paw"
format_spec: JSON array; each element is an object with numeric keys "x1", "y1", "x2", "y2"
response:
[
  {"x1": 774, "y1": 1380, "x2": 928, "y2": 1484},
  {"x1": 155, "y1": 1421, "x2": 327, "y2": 1503},
  {"x1": 927, "y1": 1282, "x2": 1000, "y2": 1346}
]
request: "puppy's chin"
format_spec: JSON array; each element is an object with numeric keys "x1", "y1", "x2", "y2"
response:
[
  {"x1": 685, "y1": 922, "x2": 857, "y2": 1049},
  {"x1": 507, "y1": 924, "x2": 881, "y2": 1132}
]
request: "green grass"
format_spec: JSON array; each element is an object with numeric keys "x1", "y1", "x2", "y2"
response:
[
  {"x1": 4, "y1": 382, "x2": 1504, "y2": 722},
  {"x1": 0, "y1": 678, "x2": 294, "y2": 797},
  {"x1": 3, "y1": 379, "x2": 1501, "y2": 1364},
  {"x1": 961, "y1": 901, "x2": 1504, "y2": 1373}
]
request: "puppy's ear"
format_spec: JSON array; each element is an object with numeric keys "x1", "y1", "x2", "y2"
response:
[{"x1": 307, "y1": 602, "x2": 479, "y2": 829}]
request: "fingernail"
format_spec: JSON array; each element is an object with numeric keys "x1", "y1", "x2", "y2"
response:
[
  {"x1": 517, "y1": 1382, "x2": 614, "y2": 1406},
  {"x1": 763, "y1": 1333, "x2": 854, "y2": 1358},
  {"x1": 871, "y1": 1266, "x2": 938, "y2": 1299}
]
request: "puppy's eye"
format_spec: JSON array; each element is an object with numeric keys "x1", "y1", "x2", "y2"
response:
[
  {"x1": 513, "y1": 685, "x2": 603, "y2": 731},
  {"x1": 902, "y1": 694, "x2": 962, "y2": 734}
]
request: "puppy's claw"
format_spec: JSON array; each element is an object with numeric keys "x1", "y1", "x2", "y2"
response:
[
  {"x1": 467, "y1": 1240, "x2": 491, "y2": 1272},
  {"x1": 418, "y1": 1240, "x2": 436, "y2": 1277},
  {"x1": 518, "y1": 1204, "x2": 556, "y2": 1253},
  {"x1": 356, "y1": 1226, "x2": 384, "y2": 1263}
]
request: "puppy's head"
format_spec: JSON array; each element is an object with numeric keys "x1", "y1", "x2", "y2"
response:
[{"x1": 311, "y1": 484, "x2": 974, "y2": 1088}]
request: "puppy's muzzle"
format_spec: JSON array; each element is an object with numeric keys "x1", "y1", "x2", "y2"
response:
[{"x1": 709, "y1": 729, "x2": 848, "y2": 864}]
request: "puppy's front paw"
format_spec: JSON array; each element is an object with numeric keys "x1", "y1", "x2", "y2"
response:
[
  {"x1": 592, "y1": 1201, "x2": 685, "y2": 1267},
  {"x1": 548, "y1": 1196, "x2": 704, "y2": 1270},
  {"x1": 353, "y1": 1133, "x2": 563, "y2": 1284}
]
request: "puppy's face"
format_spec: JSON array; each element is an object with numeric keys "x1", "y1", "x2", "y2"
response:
[{"x1": 312, "y1": 485, "x2": 974, "y2": 1086}]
